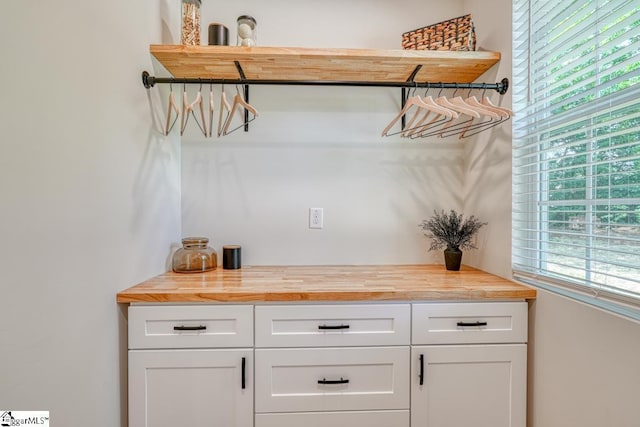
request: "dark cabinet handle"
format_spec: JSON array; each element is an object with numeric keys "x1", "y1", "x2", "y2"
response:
[
  {"x1": 419, "y1": 354, "x2": 424, "y2": 386},
  {"x1": 318, "y1": 324, "x2": 350, "y2": 330},
  {"x1": 318, "y1": 377, "x2": 349, "y2": 385},
  {"x1": 241, "y1": 357, "x2": 246, "y2": 389},
  {"x1": 456, "y1": 321, "x2": 488, "y2": 327},
  {"x1": 173, "y1": 325, "x2": 207, "y2": 331}
]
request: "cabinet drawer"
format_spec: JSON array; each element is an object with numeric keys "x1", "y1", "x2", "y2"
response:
[
  {"x1": 412, "y1": 302, "x2": 527, "y2": 345},
  {"x1": 256, "y1": 410, "x2": 409, "y2": 427},
  {"x1": 255, "y1": 347, "x2": 409, "y2": 413},
  {"x1": 255, "y1": 304, "x2": 410, "y2": 347},
  {"x1": 128, "y1": 305, "x2": 253, "y2": 349}
]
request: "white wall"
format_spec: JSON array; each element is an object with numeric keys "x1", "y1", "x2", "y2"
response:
[
  {"x1": 0, "y1": 2, "x2": 180, "y2": 426},
  {"x1": 462, "y1": 0, "x2": 513, "y2": 278},
  {"x1": 528, "y1": 290, "x2": 640, "y2": 427},
  {"x1": 181, "y1": 0, "x2": 468, "y2": 266}
]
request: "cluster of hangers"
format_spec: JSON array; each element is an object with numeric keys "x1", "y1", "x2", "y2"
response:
[
  {"x1": 163, "y1": 82, "x2": 258, "y2": 137},
  {"x1": 382, "y1": 85, "x2": 513, "y2": 139}
]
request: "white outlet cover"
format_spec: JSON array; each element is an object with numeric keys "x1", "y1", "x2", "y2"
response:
[{"x1": 309, "y1": 208, "x2": 323, "y2": 229}]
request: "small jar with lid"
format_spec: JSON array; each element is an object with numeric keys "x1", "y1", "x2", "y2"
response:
[
  {"x1": 181, "y1": 0, "x2": 202, "y2": 45},
  {"x1": 237, "y1": 15, "x2": 257, "y2": 47},
  {"x1": 172, "y1": 237, "x2": 217, "y2": 273}
]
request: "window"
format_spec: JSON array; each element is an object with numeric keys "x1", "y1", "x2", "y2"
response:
[{"x1": 512, "y1": 0, "x2": 640, "y2": 321}]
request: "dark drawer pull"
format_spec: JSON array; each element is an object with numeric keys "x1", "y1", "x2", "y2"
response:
[
  {"x1": 173, "y1": 325, "x2": 207, "y2": 331},
  {"x1": 318, "y1": 377, "x2": 349, "y2": 385},
  {"x1": 241, "y1": 357, "x2": 246, "y2": 390},
  {"x1": 456, "y1": 321, "x2": 488, "y2": 327},
  {"x1": 419, "y1": 354, "x2": 424, "y2": 386},
  {"x1": 318, "y1": 324, "x2": 350, "y2": 330}
]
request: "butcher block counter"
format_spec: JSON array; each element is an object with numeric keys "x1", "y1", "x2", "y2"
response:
[{"x1": 116, "y1": 264, "x2": 536, "y2": 303}]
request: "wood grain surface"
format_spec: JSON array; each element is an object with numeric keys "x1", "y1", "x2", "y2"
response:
[
  {"x1": 116, "y1": 265, "x2": 536, "y2": 303},
  {"x1": 150, "y1": 45, "x2": 501, "y2": 83}
]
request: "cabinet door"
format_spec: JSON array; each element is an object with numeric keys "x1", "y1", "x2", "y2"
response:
[
  {"x1": 129, "y1": 349, "x2": 253, "y2": 427},
  {"x1": 411, "y1": 345, "x2": 526, "y2": 427}
]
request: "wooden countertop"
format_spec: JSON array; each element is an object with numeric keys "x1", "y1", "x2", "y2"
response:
[{"x1": 116, "y1": 265, "x2": 536, "y2": 303}]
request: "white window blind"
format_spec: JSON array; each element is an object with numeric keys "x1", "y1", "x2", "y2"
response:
[{"x1": 512, "y1": 0, "x2": 640, "y2": 321}]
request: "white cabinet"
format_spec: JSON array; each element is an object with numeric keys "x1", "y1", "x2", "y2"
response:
[
  {"x1": 128, "y1": 304, "x2": 253, "y2": 349},
  {"x1": 127, "y1": 301, "x2": 528, "y2": 427},
  {"x1": 255, "y1": 410, "x2": 410, "y2": 427},
  {"x1": 412, "y1": 302, "x2": 528, "y2": 345},
  {"x1": 255, "y1": 346, "x2": 410, "y2": 413},
  {"x1": 411, "y1": 303, "x2": 528, "y2": 427},
  {"x1": 255, "y1": 304, "x2": 411, "y2": 427},
  {"x1": 128, "y1": 305, "x2": 254, "y2": 427},
  {"x1": 129, "y1": 349, "x2": 253, "y2": 427},
  {"x1": 255, "y1": 304, "x2": 410, "y2": 347},
  {"x1": 411, "y1": 345, "x2": 526, "y2": 427}
]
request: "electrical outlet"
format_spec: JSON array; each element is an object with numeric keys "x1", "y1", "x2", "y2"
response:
[{"x1": 309, "y1": 208, "x2": 324, "y2": 229}]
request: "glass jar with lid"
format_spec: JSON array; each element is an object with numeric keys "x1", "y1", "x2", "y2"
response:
[
  {"x1": 172, "y1": 237, "x2": 217, "y2": 273},
  {"x1": 237, "y1": 15, "x2": 257, "y2": 46},
  {"x1": 181, "y1": 0, "x2": 202, "y2": 45}
]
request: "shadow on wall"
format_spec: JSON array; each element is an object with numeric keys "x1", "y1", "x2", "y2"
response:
[
  {"x1": 180, "y1": 142, "x2": 464, "y2": 223},
  {"x1": 175, "y1": 136, "x2": 464, "y2": 266},
  {"x1": 132, "y1": 85, "x2": 181, "y2": 271},
  {"x1": 462, "y1": 93, "x2": 512, "y2": 272},
  {"x1": 160, "y1": 0, "x2": 178, "y2": 44}
]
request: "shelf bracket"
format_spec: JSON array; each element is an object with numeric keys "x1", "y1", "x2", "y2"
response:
[{"x1": 234, "y1": 61, "x2": 250, "y2": 132}]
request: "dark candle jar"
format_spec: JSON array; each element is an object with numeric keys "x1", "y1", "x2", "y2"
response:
[{"x1": 172, "y1": 237, "x2": 217, "y2": 273}]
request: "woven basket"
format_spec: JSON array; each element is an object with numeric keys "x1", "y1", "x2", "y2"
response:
[{"x1": 402, "y1": 14, "x2": 476, "y2": 51}]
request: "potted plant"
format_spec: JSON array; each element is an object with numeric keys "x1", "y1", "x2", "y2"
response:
[{"x1": 419, "y1": 210, "x2": 487, "y2": 271}]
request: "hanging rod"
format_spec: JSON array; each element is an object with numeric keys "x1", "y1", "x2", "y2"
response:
[{"x1": 141, "y1": 72, "x2": 509, "y2": 95}]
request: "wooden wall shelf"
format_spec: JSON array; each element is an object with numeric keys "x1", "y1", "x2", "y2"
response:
[{"x1": 150, "y1": 45, "x2": 501, "y2": 84}]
